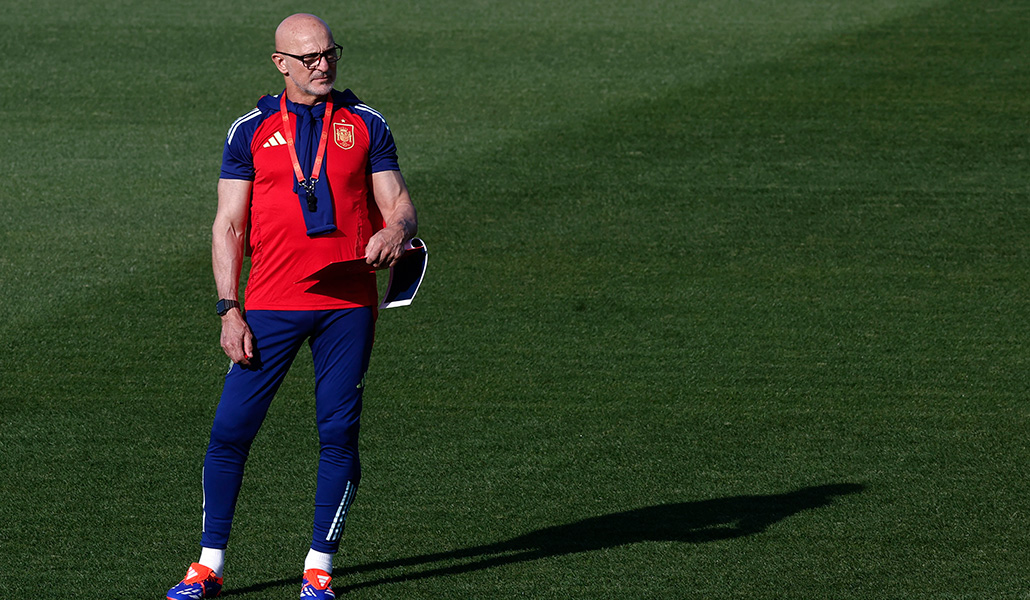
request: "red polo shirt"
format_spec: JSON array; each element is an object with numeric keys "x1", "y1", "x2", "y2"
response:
[{"x1": 220, "y1": 89, "x2": 400, "y2": 310}]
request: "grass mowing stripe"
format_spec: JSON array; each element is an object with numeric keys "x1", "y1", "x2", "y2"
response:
[{"x1": 357, "y1": 2, "x2": 1030, "y2": 597}]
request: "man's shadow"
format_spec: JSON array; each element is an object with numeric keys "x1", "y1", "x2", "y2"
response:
[{"x1": 227, "y1": 483, "x2": 863, "y2": 595}]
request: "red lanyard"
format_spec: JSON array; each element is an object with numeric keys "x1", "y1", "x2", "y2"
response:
[{"x1": 279, "y1": 93, "x2": 333, "y2": 192}]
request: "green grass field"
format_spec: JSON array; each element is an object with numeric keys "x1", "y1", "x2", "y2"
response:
[{"x1": 1, "y1": 0, "x2": 1028, "y2": 597}]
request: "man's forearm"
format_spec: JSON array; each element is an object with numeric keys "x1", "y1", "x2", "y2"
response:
[
  {"x1": 212, "y1": 178, "x2": 253, "y2": 304},
  {"x1": 372, "y1": 170, "x2": 417, "y2": 244},
  {"x1": 212, "y1": 222, "x2": 246, "y2": 302},
  {"x1": 384, "y1": 199, "x2": 418, "y2": 242}
]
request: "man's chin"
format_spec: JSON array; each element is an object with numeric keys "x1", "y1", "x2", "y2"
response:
[
  {"x1": 293, "y1": 77, "x2": 334, "y2": 99},
  {"x1": 311, "y1": 81, "x2": 334, "y2": 96}
]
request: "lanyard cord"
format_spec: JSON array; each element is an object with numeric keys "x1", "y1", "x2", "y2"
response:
[{"x1": 279, "y1": 93, "x2": 334, "y2": 193}]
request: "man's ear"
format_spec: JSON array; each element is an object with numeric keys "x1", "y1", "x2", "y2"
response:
[{"x1": 271, "y1": 54, "x2": 290, "y2": 75}]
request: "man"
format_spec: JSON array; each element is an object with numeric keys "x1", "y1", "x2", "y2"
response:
[{"x1": 167, "y1": 13, "x2": 417, "y2": 600}]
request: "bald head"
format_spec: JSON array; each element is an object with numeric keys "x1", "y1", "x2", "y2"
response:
[
  {"x1": 272, "y1": 13, "x2": 338, "y2": 104},
  {"x1": 275, "y1": 13, "x2": 333, "y2": 54}
]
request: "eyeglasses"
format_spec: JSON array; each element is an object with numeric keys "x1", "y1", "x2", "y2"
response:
[{"x1": 276, "y1": 44, "x2": 343, "y2": 69}]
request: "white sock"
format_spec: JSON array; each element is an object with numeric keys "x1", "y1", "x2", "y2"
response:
[
  {"x1": 198, "y1": 547, "x2": 225, "y2": 578},
  {"x1": 304, "y1": 548, "x2": 333, "y2": 574}
]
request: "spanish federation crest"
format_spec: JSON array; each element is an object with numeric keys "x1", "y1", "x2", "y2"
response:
[{"x1": 334, "y1": 122, "x2": 355, "y2": 150}]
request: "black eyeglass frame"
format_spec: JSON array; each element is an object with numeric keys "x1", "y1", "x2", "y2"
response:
[{"x1": 275, "y1": 44, "x2": 343, "y2": 69}]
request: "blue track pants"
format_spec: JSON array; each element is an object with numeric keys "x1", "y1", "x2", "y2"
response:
[{"x1": 200, "y1": 308, "x2": 374, "y2": 553}]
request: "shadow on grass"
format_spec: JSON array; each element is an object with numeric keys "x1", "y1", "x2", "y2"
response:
[{"x1": 226, "y1": 483, "x2": 863, "y2": 595}]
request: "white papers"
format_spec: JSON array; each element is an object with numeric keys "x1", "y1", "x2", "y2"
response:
[
  {"x1": 296, "y1": 238, "x2": 428, "y2": 309},
  {"x1": 380, "y1": 238, "x2": 427, "y2": 309}
]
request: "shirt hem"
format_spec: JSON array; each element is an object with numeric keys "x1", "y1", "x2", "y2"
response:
[{"x1": 244, "y1": 301, "x2": 374, "y2": 311}]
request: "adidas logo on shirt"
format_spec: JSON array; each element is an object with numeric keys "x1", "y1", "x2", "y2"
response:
[{"x1": 262, "y1": 131, "x2": 288, "y2": 148}]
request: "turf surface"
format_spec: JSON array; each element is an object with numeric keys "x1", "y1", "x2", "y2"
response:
[{"x1": 1, "y1": 0, "x2": 1027, "y2": 598}]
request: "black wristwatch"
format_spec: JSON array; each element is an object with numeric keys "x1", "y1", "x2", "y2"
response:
[{"x1": 216, "y1": 299, "x2": 241, "y2": 316}]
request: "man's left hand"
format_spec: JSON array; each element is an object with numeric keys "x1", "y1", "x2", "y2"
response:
[{"x1": 364, "y1": 225, "x2": 407, "y2": 269}]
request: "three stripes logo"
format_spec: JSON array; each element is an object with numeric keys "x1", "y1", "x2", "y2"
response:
[{"x1": 262, "y1": 131, "x2": 288, "y2": 148}]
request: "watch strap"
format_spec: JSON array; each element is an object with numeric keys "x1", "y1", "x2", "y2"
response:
[{"x1": 216, "y1": 299, "x2": 241, "y2": 316}]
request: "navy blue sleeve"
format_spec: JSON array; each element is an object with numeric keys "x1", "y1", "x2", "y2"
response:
[
  {"x1": 220, "y1": 108, "x2": 261, "y2": 180},
  {"x1": 354, "y1": 104, "x2": 400, "y2": 173}
]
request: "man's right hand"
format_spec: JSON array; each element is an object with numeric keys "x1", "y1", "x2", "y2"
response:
[{"x1": 220, "y1": 309, "x2": 254, "y2": 366}]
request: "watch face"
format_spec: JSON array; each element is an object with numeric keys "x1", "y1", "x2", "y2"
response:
[{"x1": 217, "y1": 300, "x2": 237, "y2": 315}]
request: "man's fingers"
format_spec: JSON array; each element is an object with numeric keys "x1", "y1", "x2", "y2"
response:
[
  {"x1": 221, "y1": 318, "x2": 254, "y2": 365},
  {"x1": 243, "y1": 330, "x2": 254, "y2": 362},
  {"x1": 223, "y1": 341, "x2": 246, "y2": 365},
  {"x1": 365, "y1": 249, "x2": 395, "y2": 268}
]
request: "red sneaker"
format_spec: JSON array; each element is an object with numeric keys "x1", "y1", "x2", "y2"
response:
[
  {"x1": 167, "y1": 562, "x2": 223, "y2": 599},
  {"x1": 300, "y1": 568, "x2": 335, "y2": 599}
]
